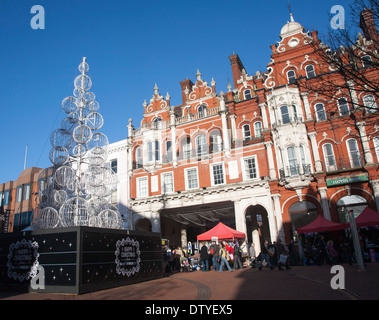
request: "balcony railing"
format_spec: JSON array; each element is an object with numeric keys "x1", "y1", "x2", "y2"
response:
[
  {"x1": 133, "y1": 106, "x2": 222, "y2": 137},
  {"x1": 279, "y1": 164, "x2": 312, "y2": 179},
  {"x1": 271, "y1": 116, "x2": 304, "y2": 128},
  {"x1": 321, "y1": 156, "x2": 363, "y2": 172}
]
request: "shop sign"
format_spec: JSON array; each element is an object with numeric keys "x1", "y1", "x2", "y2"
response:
[{"x1": 326, "y1": 173, "x2": 368, "y2": 187}]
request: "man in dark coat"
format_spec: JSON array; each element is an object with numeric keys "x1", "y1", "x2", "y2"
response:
[{"x1": 200, "y1": 243, "x2": 209, "y2": 271}]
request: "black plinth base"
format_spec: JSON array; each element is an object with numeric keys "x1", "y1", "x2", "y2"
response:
[{"x1": 0, "y1": 227, "x2": 163, "y2": 294}]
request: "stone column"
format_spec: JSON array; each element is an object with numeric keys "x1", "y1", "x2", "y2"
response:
[
  {"x1": 151, "y1": 211, "x2": 161, "y2": 233},
  {"x1": 264, "y1": 141, "x2": 277, "y2": 179},
  {"x1": 272, "y1": 193, "x2": 285, "y2": 241},
  {"x1": 318, "y1": 187, "x2": 331, "y2": 220},
  {"x1": 371, "y1": 179, "x2": 379, "y2": 212},
  {"x1": 230, "y1": 114, "x2": 237, "y2": 141},
  {"x1": 308, "y1": 132, "x2": 323, "y2": 172},
  {"x1": 220, "y1": 95, "x2": 231, "y2": 157},
  {"x1": 301, "y1": 92, "x2": 312, "y2": 120},
  {"x1": 259, "y1": 103, "x2": 269, "y2": 129},
  {"x1": 356, "y1": 121, "x2": 374, "y2": 164},
  {"x1": 181, "y1": 226, "x2": 187, "y2": 249},
  {"x1": 170, "y1": 109, "x2": 178, "y2": 167}
]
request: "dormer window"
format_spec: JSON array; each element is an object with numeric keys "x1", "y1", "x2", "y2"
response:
[
  {"x1": 287, "y1": 70, "x2": 296, "y2": 84},
  {"x1": 152, "y1": 117, "x2": 162, "y2": 129},
  {"x1": 198, "y1": 104, "x2": 207, "y2": 118},
  {"x1": 244, "y1": 89, "x2": 252, "y2": 100},
  {"x1": 305, "y1": 65, "x2": 316, "y2": 79}
]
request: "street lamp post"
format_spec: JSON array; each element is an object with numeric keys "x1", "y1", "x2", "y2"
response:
[{"x1": 348, "y1": 209, "x2": 365, "y2": 271}]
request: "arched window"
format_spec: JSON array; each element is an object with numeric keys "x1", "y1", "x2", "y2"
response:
[
  {"x1": 362, "y1": 55, "x2": 372, "y2": 68},
  {"x1": 155, "y1": 140, "x2": 160, "y2": 161},
  {"x1": 337, "y1": 195, "x2": 367, "y2": 223},
  {"x1": 243, "y1": 124, "x2": 251, "y2": 140},
  {"x1": 244, "y1": 89, "x2": 252, "y2": 100},
  {"x1": 210, "y1": 130, "x2": 222, "y2": 153},
  {"x1": 152, "y1": 117, "x2": 162, "y2": 129},
  {"x1": 181, "y1": 137, "x2": 191, "y2": 160},
  {"x1": 136, "y1": 147, "x2": 142, "y2": 168},
  {"x1": 280, "y1": 105, "x2": 290, "y2": 124},
  {"x1": 292, "y1": 105, "x2": 298, "y2": 120},
  {"x1": 305, "y1": 65, "x2": 316, "y2": 79},
  {"x1": 299, "y1": 145, "x2": 310, "y2": 173},
  {"x1": 198, "y1": 104, "x2": 207, "y2": 118},
  {"x1": 315, "y1": 103, "x2": 326, "y2": 121},
  {"x1": 287, "y1": 146, "x2": 299, "y2": 176},
  {"x1": 363, "y1": 94, "x2": 377, "y2": 113},
  {"x1": 338, "y1": 97, "x2": 350, "y2": 116},
  {"x1": 346, "y1": 138, "x2": 362, "y2": 167},
  {"x1": 166, "y1": 140, "x2": 172, "y2": 162},
  {"x1": 289, "y1": 201, "x2": 318, "y2": 236},
  {"x1": 195, "y1": 134, "x2": 208, "y2": 157},
  {"x1": 254, "y1": 121, "x2": 263, "y2": 138},
  {"x1": 322, "y1": 143, "x2": 336, "y2": 171},
  {"x1": 373, "y1": 136, "x2": 379, "y2": 162},
  {"x1": 147, "y1": 142, "x2": 153, "y2": 162},
  {"x1": 287, "y1": 70, "x2": 296, "y2": 84}
]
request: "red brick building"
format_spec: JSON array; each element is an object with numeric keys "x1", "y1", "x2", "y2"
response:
[
  {"x1": 127, "y1": 11, "x2": 379, "y2": 252},
  {"x1": 0, "y1": 167, "x2": 42, "y2": 233}
]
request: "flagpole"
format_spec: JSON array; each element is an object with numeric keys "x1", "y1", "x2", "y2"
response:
[{"x1": 24, "y1": 144, "x2": 28, "y2": 170}]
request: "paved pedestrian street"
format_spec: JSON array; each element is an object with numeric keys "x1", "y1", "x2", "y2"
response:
[{"x1": 1, "y1": 263, "x2": 378, "y2": 301}]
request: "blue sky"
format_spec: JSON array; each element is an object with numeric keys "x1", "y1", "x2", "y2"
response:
[{"x1": 0, "y1": 0, "x2": 355, "y2": 183}]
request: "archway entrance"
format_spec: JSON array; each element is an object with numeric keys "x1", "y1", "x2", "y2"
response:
[
  {"x1": 135, "y1": 218, "x2": 152, "y2": 232},
  {"x1": 289, "y1": 201, "x2": 318, "y2": 239},
  {"x1": 245, "y1": 205, "x2": 270, "y2": 252},
  {"x1": 337, "y1": 195, "x2": 368, "y2": 223}
]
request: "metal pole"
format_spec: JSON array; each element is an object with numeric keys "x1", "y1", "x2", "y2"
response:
[
  {"x1": 24, "y1": 144, "x2": 28, "y2": 170},
  {"x1": 348, "y1": 210, "x2": 365, "y2": 271}
]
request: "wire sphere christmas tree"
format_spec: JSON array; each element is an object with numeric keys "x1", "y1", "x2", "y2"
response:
[{"x1": 32, "y1": 58, "x2": 123, "y2": 230}]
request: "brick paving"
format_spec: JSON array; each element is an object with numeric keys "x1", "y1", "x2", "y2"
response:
[{"x1": 0, "y1": 263, "x2": 378, "y2": 300}]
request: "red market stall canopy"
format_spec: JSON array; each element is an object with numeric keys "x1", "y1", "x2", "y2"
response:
[
  {"x1": 197, "y1": 222, "x2": 246, "y2": 241},
  {"x1": 297, "y1": 215, "x2": 348, "y2": 234},
  {"x1": 355, "y1": 207, "x2": 379, "y2": 227}
]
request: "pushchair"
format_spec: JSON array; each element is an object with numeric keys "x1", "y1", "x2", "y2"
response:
[{"x1": 180, "y1": 256, "x2": 192, "y2": 272}]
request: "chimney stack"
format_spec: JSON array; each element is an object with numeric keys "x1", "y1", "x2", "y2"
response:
[
  {"x1": 360, "y1": 9, "x2": 379, "y2": 43},
  {"x1": 179, "y1": 78, "x2": 194, "y2": 104},
  {"x1": 229, "y1": 53, "x2": 245, "y2": 89}
]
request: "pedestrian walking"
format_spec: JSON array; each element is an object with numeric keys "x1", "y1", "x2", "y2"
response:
[
  {"x1": 210, "y1": 241, "x2": 220, "y2": 271},
  {"x1": 327, "y1": 240, "x2": 339, "y2": 265},
  {"x1": 249, "y1": 243, "x2": 257, "y2": 268},
  {"x1": 258, "y1": 239, "x2": 273, "y2": 270},
  {"x1": 233, "y1": 241, "x2": 243, "y2": 270},
  {"x1": 288, "y1": 239, "x2": 298, "y2": 266},
  {"x1": 219, "y1": 243, "x2": 233, "y2": 272},
  {"x1": 200, "y1": 242, "x2": 209, "y2": 271},
  {"x1": 276, "y1": 238, "x2": 290, "y2": 270}
]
